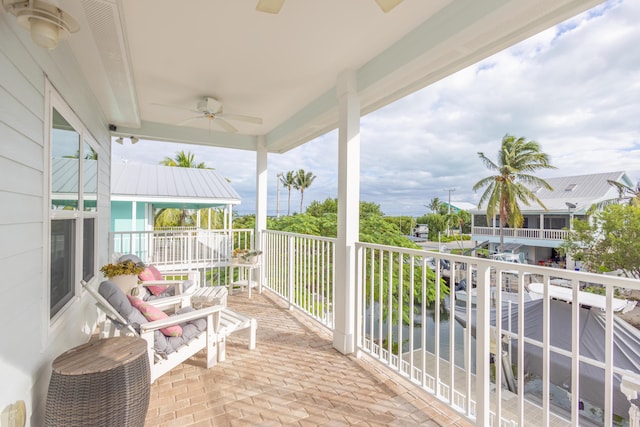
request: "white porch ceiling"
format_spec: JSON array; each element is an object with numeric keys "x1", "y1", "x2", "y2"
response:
[{"x1": 59, "y1": 0, "x2": 603, "y2": 153}]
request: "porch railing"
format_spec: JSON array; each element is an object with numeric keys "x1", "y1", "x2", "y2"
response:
[
  {"x1": 473, "y1": 226, "x2": 570, "y2": 241},
  {"x1": 112, "y1": 227, "x2": 640, "y2": 425},
  {"x1": 355, "y1": 242, "x2": 640, "y2": 427},
  {"x1": 262, "y1": 230, "x2": 336, "y2": 329},
  {"x1": 109, "y1": 228, "x2": 254, "y2": 286}
]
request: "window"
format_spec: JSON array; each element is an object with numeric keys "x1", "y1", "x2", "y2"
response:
[
  {"x1": 50, "y1": 219, "x2": 75, "y2": 316},
  {"x1": 49, "y1": 90, "x2": 99, "y2": 321}
]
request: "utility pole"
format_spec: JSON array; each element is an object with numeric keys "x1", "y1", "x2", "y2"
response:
[
  {"x1": 445, "y1": 188, "x2": 456, "y2": 236},
  {"x1": 276, "y1": 172, "x2": 283, "y2": 218}
]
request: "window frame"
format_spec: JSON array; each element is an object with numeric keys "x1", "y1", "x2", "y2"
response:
[{"x1": 46, "y1": 83, "x2": 100, "y2": 326}]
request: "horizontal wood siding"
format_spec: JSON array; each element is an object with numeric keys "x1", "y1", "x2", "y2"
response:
[{"x1": 0, "y1": 14, "x2": 112, "y2": 425}]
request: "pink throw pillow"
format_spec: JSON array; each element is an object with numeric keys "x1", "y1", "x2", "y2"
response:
[
  {"x1": 139, "y1": 265, "x2": 170, "y2": 295},
  {"x1": 127, "y1": 296, "x2": 182, "y2": 337}
]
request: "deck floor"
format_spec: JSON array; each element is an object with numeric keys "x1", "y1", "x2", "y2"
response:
[{"x1": 145, "y1": 290, "x2": 473, "y2": 426}]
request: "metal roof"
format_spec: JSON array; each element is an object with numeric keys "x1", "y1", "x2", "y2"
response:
[
  {"x1": 531, "y1": 171, "x2": 629, "y2": 213},
  {"x1": 473, "y1": 171, "x2": 633, "y2": 214},
  {"x1": 111, "y1": 163, "x2": 241, "y2": 207},
  {"x1": 51, "y1": 157, "x2": 98, "y2": 194},
  {"x1": 446, "y1": 202, "x2": 476, "y2": 211}
]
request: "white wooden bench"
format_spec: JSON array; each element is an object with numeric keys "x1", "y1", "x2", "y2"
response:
[
  {"x1": 191, "y1": 286, "x2": 228, "y2": 308},
  {"x1": 190, "y1": 286, "x2": 256, "y2": 361},
  {"x1": 217, "y1": 308, "x2": 257, "y2": 361}
]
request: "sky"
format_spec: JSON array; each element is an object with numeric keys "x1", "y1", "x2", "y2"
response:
[{"x1": 112, "y1": 0, "x2": 640, "y2": 217}]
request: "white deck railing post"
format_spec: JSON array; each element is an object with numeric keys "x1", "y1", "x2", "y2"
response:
[
  {"x1": 475, "y1": 260, "x2": 492, "y2": 426},
  {"x1": 287, "y1": 234, "x2": 295, "y2": 309}
]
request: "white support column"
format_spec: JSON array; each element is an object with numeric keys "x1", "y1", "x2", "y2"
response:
[
  {"x1": 131, "y1": 201, "x2": 138, "y2": 255},
  {"x1": 333, "y1": 69, "x2": 360, "y2": 354},
  {"x1": 146, "y1": 204, "x2": 153, "y2": 231},
  {"x1": 256, "y1": 136, "x2": 268, "y2": 286},
  {"x1": 131, "y1": 201, "x2": 137, "y2": 231}
]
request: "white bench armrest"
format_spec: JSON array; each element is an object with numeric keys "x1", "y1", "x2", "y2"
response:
[{"x1": 140, "y1": 305, "x2": 223, "y2": 332}]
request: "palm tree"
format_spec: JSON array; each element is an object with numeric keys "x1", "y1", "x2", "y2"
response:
[
  {"x1": 473, "y1": 134, "x2": 555, "y2": 252},
  {"x1": 64, "y1": 146, "x2": 98, "y2": 160},
  {"x1": 280, "y1": 171, "x2": 296, "y2": 216},
  {"x1": 160, "y1": 150, "x2": 208, "y2": 168},
  {"x1": 427, "y1": 197, "x2": 441, "y2": 213},
  {"x1": 158, "y1": 151, "x2": 210, "y2": 226},
  {"x1": 154, "y1": 208, "x2": 190, "y2": 228},
  {"x1": 294, "y1": 169, "x2": 316, "y2": 213}
]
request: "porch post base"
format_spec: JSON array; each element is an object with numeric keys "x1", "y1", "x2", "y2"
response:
[{"x1": 333, "y1": 331, "x2": 355, "y2": 355}]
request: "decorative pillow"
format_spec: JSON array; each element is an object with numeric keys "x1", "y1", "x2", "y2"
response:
[
  {"x1": 99, "y1": 280, "x2": 147, "y2": 329},
  {"x1": 139, "y1": 265, "x2": 170, "y2": 295},
  {"x1": 127, "y1": 296, "x2": 182, "y2": 337}
]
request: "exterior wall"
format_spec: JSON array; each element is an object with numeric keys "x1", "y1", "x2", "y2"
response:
[
  {"x1": 0, "y1": 16, "x2": 111, "y2": 425},
  {"x1": 111, "y1": 201, "x2": 148, "y2": 232}
]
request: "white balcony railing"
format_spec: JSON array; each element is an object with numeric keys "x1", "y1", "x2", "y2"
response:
[
  {"x1": 110, "y1": 228, "x2": 254, "y2": 286},
  {"x1": 354, "y1": 242, "x2": 640, "y2": 427},
  {"x1": 111, "y1": 228, "x2": 640, "y2": 425},
  {"x1": 473, "y1": 226, "x2": 570, "y2": 241},
  {"x1": 262, "y1": 230, "x2": 336, "y2": 329}
]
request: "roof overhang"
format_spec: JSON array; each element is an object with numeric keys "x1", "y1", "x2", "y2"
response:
[{"x1": 47, "y1": 0, "x2": 603, "y2": 154}]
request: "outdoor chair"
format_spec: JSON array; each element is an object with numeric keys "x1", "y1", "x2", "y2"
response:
[
  {"x1": 83, "y1": 279, "x2": 223, "y2": 383},
  {"x1": 117, "y1": 254, "x2": 199, "y2": 301},
  {"x1": 83, "y1": 279, "x2": 257, "y2": 380}
]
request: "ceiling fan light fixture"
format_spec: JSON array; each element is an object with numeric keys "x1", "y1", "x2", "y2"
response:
[
  {"x1": 197, "y1": 96, "x2": 223, "y2": 114},
  {"x1": 5, "y1": 0, "x2": 79, "y2": 49},
  {"x1": 130, "y1": 136, "x2": 139, "y2": 144},
  {"x1": 375, "y1": 0, "x2": 404, "y2": 13},
  {"x1": 256, "y1": 0, "x2": 284, "y2": 14},
  {"x1": 115, "y1": 137, "x2": 123, "y2": 144}
]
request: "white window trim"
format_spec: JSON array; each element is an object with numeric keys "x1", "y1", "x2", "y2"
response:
[{"x1": 44, "y1": 80, "x2": 100, "y2": 339}]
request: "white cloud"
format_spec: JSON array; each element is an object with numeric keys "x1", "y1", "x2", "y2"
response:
[{"x1": 113, "y1": 0, "x2": 640, "y2": 216}]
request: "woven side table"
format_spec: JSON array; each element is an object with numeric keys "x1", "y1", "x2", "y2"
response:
[{"x1": 45, "y1": 336, "x2": 150, "y2": 427}]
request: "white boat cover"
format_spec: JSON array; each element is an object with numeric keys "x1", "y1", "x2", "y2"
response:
[
  {"x1": 455, "y1": 299, "x2": 640, "y2": 418},
  {"x1": 528, "y1": 282, "x2": 636, "y2": 313}
]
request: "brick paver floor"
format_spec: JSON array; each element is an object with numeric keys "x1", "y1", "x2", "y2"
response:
[{"x1": 145, "y1": 290, "x2": 473, "y2": 426}]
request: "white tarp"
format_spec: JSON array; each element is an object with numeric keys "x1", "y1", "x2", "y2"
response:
[{"x1": 455, "y1": 299, "x2": 640, "y2": 418}]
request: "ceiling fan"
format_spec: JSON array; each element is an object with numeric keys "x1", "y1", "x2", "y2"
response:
[
  {"x1": 256, "y1": 0, "x2": 404, "y2": 14},
  {"x1": 156, "y1": 97, "x2": 263, "y2": 133}
]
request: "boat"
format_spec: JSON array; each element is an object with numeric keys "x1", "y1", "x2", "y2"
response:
[
  {"x1": 528, "y1": 282, "x2": 637, "y2": 313},
  {"x1": 490, "y1": 252, "x2": 527, "y2": 264},
  {"x1": 455, "y1": 287, "x2": 542, "y2": 305},
  {"x1": 454, "y1": 298, "x2": 640, "y2": 419}
]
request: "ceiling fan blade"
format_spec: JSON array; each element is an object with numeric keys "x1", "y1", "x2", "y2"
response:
[
  {"x1": 177, "y1": 116, "x2": 202, "y2": 126},
  {"x1": 218, "y1": 113, "x2": 263, "y2": 124},
  {"x1": 256, "y1": 0, "x2": 284, "y2": 14},
  {"x1": 215, "y1": 118, "x2": 238, "y2": 133},
  {"x1": 375, "y1": 0, "x2": 403, "y2": 13}
]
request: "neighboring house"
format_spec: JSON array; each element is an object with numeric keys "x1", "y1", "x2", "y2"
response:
[
  {"x1": 470, "y1": 171, "x2": 635, "y2": 267},
  {"x1": 110, "y1": 162, "x2": 240, "y2": 233},
  {"x1": 441, "y1": 201, "x2": 476, "y2": 213}
]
